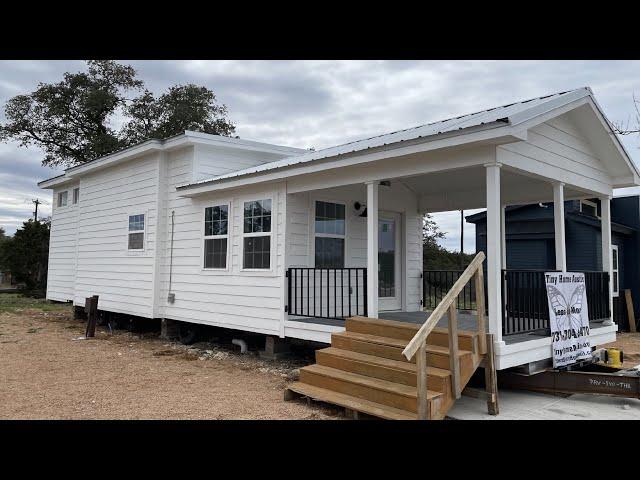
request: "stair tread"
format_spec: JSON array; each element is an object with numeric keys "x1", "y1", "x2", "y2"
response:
[
  {"x1": 334, "y1": 330, "x2": 407, "y2": 348},
  {"x1": 318, "y1": 347, "x2": 451, "y2": 378},
  {"x1": 301, "y1": 364, "x2": 442, "y2": 399},
  {"x1": 348, "y1": 316, "x2": 477, "y2": 338},
  {"x1": 287, "y1": 382, "x2": 417, "y2": 420},
  {"x1": 334, "y1": 331, "x2": 472, "y2": 357}
]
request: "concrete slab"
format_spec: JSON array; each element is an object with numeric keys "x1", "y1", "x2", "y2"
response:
[{"x1": 447, "y1": 389, "x2": 640, "y2": 420}]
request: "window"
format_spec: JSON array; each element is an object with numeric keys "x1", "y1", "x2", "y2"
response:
[
  {"x1": 73, "y1": 187, "x2": 80, "y2": 204},
  {"x1": 57, "y1": 191, "x2": 68, "y2": 207},
  {"x1": 612, "y1": 245, "x2": 619, "y2": 297},
  {"x1": 243, "y1": 199, "x2": 271, "y2": 269},
  {"x1": 128, "y1": 214, "x2": 145, "y2": 250},
  {"x1": 204, "y1": 205, "x2": 229, "y2": 269},
  {"x1": 314, "y1": 201, "x2": 345, "y2": 268},
  {"x1": 580, "y1": 199, "x2": 599, "y2": 218}
]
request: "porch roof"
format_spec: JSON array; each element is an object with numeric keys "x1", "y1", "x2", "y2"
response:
[{"x1": 176, "y1": 87, "x2": 639, "y2": 194}]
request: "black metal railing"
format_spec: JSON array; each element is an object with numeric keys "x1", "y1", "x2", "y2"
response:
[
  {"x1": 423, "y1": 270, "x2": 479, "y2": 311},
  {"x1": 287, "y1": 267, "x2": 367, "y2": 319},
  {"x1": 502, "y1": 270, "x2": 610, "y2": 336}
]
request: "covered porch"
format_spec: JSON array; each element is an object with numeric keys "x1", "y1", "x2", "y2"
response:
[{"x1": 283, "y1": 160, "x2": 618, "y2": 369}]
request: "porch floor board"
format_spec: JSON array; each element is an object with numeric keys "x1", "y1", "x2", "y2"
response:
[{"x1": 289, "y1": 310, "x2": 611, "y2": 346}]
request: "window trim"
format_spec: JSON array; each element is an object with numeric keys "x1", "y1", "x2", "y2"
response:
[
  {"x1": 127, "y1": 212, "x2": 146, "y2": 253},
  {"x1": 201, "y1": 202, "x2": 231, "y2": 271},
  {"x1": 580, "y1": 199, "x2": 600, "y2": 219},
  {"x1": 612, "y1": 244, "x2": 619, "y2": 298},
  {"x1": 240, "y1": 196, "x2": 275, "y2": 272},
  {"x1": 57, "y1": 190, "x2": 68, "y2": 208},
  {"x1": 312, "y1": 199, "x2": 347, "y2": 269},
  {"x1": 72, "y1": 187, "x2": 80, "y2": 205}
]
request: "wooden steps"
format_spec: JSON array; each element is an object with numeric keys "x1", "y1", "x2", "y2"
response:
[
  {"x1": 285, "y1": 316, "x2": 485, "y2": 420},
  {"x1": 285, "y1": 382, "x2": 417, "y2": 420}
]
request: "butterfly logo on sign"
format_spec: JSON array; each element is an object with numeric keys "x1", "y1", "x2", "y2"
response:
[{"x1": 546, "y1": 283, "x2": 585, "y2": 332}]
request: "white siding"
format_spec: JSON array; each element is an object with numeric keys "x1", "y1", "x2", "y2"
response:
[
  {"x1": 73, "y1": 153, "x2": 161, "y2": 317},
  {"x1": 285, "y1": 183, "x2": 422, "y2": 314},
  {"x1": 157, "y1": 146, "x2": 288, "y2": 335},
  {"x1": 501, "y1": 113, "x2": 610, "y2": 186},
  {"x1": 193, "y1": 144, "x2": 294, "y2": 183},
  {"x1": 47, "y1": 183, "x2": 79, "y2": 302}
]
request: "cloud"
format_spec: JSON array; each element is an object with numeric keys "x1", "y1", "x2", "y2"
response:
[{"x1": 1, "y1": 60, "x2": 640, "y2": 244}]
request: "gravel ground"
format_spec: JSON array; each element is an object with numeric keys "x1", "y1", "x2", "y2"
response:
[
  {"x1": 0, "y1": 306, "x2": 344, "y2": 420},
  {"x1": 603, "y1": 332, "x2": 640, "y2": 368}
]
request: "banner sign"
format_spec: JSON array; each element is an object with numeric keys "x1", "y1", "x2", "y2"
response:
[{"x1": 545, "y1": 272, "x2": 591, "y2": 367}]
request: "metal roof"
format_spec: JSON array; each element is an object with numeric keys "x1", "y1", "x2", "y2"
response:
[{"x1": 179, "y1": 87, "x2": 593, "y2": 190}]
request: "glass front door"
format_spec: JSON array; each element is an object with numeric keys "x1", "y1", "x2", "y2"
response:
[{"x1": 378, "y1": 212, "x2": 402, "y2": 311}]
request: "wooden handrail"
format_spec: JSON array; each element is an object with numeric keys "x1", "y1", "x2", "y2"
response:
[{"x1": 403, "y1": 251, "x2": 485, "y2": 361}]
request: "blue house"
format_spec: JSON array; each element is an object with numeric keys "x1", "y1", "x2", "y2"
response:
[{"x1": 466, "y1": 196, "x2": 640, "y2": 330}]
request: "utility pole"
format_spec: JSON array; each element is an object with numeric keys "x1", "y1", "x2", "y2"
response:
[
  {"x1": 32, "y1": 199, "x2": 41, "y2": 221},
  {"x1": 460, "y1": 209, "x2": 464, "y2": 270}
]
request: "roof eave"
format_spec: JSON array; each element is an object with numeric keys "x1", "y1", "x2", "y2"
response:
[{"x1": 176, "y1": 121, "x2": 523, "y2": 196}]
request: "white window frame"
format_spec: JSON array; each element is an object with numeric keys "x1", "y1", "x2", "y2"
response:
[
  {"x1": 127, "y1": 213, "x2": 146, "y2": 253},
  {"x1": 612, "y1": 244, "x2": 619, "y2": 298},
  {"x1": 580, "y1": 199, "x2": 600, "y2": 218},
  {"x1": 57, "y1": 191, "x2": 68, "y2": 208},
  {"x1": 241, "y1": 196, "x2": 274, "y2": 272},
  {"x1": 202, "y1": 202, "x2": 231, "y2": 271},
  {"x1": 312, "y1": 199, "x2": 347, "y2": 269},
  {"x1": 72, "y1": 187, "x2": 80, "y2": 205}
]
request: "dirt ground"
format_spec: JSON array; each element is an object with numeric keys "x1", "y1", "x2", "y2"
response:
[
  {"x1": 602, "y1": 332, "x2": 640, "y2": 368},
  {"x1": 0, "y1": 304, "x2": 343, "y2": 420}
]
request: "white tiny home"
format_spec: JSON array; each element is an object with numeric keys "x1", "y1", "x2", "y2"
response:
[{"x1": 40, "y1": 87, "x2": 640, "y2": 370}]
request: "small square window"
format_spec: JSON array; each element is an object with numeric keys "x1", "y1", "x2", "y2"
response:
[
  {"x1": 204, "y1": 238, "x2": 228, "y2": 269},
  {"x1": 57, "y1": 191, "x2": 68, "y2": 207}
]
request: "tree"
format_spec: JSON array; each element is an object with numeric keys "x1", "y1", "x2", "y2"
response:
[
  {"x1": 0, "y1": 219, "x2": 50, "y2": 291},
  {"x1": 422, "y1": 214, "x2": 473, "y2": 270},
  {"x1": 423, "y1": 214, "x2": 445, "y2": 248},
  {"x1": 613, "y1": 93, "x2": 640, "y2": 137},
  {"x1": 1, "y1": 61, "x2": 236, "y2": 168},
  {"x1": 0, "y1": 227, "x2": 9, "y2": 271},
  {"x1": 121, "y1": 84, "x2": 235, "y2": 144},
  {"x1": 0, "y1": 61, "x2": 142, "y2": 167}
]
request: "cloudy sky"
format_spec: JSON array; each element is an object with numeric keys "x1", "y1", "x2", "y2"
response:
[{"x1": 1, "y1": 60, "x2": 640, "y2": 251}]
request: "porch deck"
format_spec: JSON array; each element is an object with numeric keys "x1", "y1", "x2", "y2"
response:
[{"x1": 289, "y1": 310, "x2": 612, "y2": 346}]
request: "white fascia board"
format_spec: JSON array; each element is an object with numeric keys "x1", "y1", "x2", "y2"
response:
[
  {"x1": 583, "y1": 99, "x2": 640, "y2": 184},
  {"x1": 507, "y1": 87, "x2": 591, "y2": 126},
  {"x1": 508, "y1": 90, "x2": 640, "y2": 189},
  {"x1": 37, "y1": 132, "x2": 305, "y2": 190},
  {"x1": 182, "y1": 130, "x2": 305, "y2": 155},
  {"x1": 176, "y1": 122, "x2": 525, "y2": 196},
  {"x1": 37, "y1": 175, "x2": 76, "y2": 189}
]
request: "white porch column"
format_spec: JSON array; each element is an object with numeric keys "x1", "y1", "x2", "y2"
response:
[
  {"x1": 485, "y1": 163, "x2": 503, "y2": 344},
  {"x1": 600, "y1": 195, "x2": 614, "y2": 326},
  {"x1": 366, "y1": 181, "x2": 379, "y2": 318},
  {"x1": 553, "y1": 182, "x2": 567, "y2": 272}
]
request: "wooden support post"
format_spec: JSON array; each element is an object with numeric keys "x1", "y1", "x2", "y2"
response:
[
  {"x1": 448, "y1": 303, "x2": 461, "y2": 399},
  {"x1": 84, "y1": 295, "x2": 99, "y2": 338},
  {"x1": 625, "y1": 289, "x2": 636, "y2": 333},
  {"x1": 484, "y1": 333, "x2": 499, "y2": 415},
  {"x1": 416, "y1": 342, "x2": 429, "y2": 420},
  {"x1": 474, "y1": 268, "x2": 487, "y2": 355}
]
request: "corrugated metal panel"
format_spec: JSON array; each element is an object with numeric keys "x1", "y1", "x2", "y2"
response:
[{"x1": 180, "y1": 87, "x2": 591, "y2": 189}]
